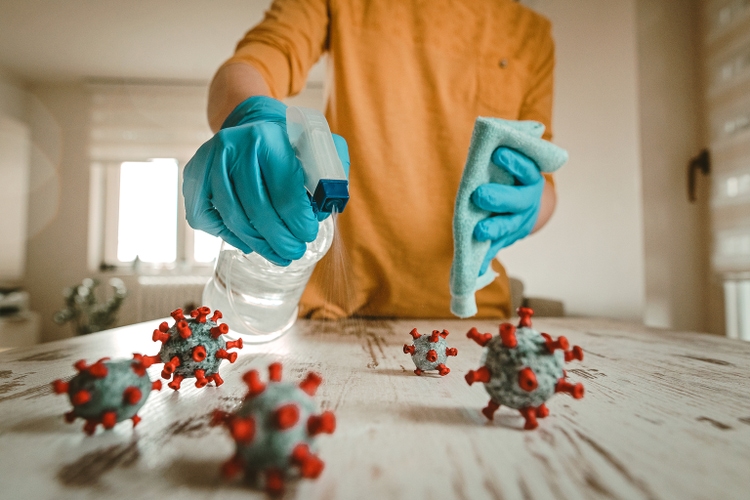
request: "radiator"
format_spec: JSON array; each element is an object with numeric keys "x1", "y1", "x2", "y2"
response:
[
  {"x1": 723, "y1": 274, "x2": 750, "y2": 341},
  {"x1": 136, "y1": 276, "x2": 210, "y2": 322}
]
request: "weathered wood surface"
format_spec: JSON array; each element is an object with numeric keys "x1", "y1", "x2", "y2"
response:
[{"x1": 0, "y1": 317, "x2": 749, "y2": 500}]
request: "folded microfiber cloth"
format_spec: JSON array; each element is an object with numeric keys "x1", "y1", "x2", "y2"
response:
[{"x1": 450, "y1": 117, "x2": 568, "y2": 318}]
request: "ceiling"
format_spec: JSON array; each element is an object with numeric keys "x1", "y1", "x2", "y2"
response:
[{"x1": 0, "y1": 0, "x2": 325, "y2": 84}]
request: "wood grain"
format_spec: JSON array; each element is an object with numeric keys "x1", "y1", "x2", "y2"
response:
[{"x1": 0, "y1": 317, "x2": 749, "y2": 500}]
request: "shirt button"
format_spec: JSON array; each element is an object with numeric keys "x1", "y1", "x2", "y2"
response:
[{"x1": 499, "y1": 59, "x2": 508, "y2": 68}]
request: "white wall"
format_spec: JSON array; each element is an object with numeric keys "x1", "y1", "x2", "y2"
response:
[
  {"x1": 636, "y1": 0, "x2": 710, "y2": 332},
  {"x1": 0, "y1": 67, "x2": 30, "y2": 287},
  {"x1": 503, "y1": 0, "x2": 646, "y2": 321},
  {"x1": 0, "y1": 67, "x2": 26, "y2": 120},
  {"x1": 0, "y1": 116, "x2": 30, "y2": 284},
  {"x1": 22, "y1": 84, "x2": 92, "y2": 341}
]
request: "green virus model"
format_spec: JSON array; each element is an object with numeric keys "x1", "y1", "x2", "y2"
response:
[
  {"x1": 52, "y1": 356, "x2": 162, "y2": 435},
  {"x1": 142, "y1": 306, "x2": 243, "y2": 390},
  {"x1": 212, "y1": 363, "x2": 336, "y2": 496},
  {"x1": 403, "y1": 328, "x2": 458, "y2": 376},
  {"x1": 465, "y1": 307, "x2": 584, "y2": 430}
]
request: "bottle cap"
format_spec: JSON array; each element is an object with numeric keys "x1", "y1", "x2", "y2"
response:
[{"x1": 311, "y1": 179, "x2": 349, "y2": 213}]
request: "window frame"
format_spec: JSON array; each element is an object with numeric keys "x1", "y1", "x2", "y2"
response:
[{"x1": 92, "y1": 158, "x2": 217, "y2": 274}]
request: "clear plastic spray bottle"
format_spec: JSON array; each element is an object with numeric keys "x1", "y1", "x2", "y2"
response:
[{"x1": 202, "y1": 106, "x2": 349, "y2": 343}]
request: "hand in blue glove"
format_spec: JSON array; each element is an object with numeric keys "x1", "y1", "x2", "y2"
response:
[
  {"x1": 183, "y1": 96, "x2": 350, "y2": 266},
  {"x1": 471, "y1": 147, "x2": 545, "y2": 276}
]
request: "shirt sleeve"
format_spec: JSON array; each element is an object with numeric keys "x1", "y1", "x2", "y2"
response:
[
  {"x1": 518, "y1": 18, "x2": 555, "y2": 142},
  {"x1": 222, "y1": 0, "x2": 330, "y2": 99}
]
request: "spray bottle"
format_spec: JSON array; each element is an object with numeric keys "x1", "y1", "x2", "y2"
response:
[{"x1": 202, "y1": 106, "x2": 349, "y2": 343}]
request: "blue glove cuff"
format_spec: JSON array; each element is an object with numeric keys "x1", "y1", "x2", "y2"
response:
[{"x1": 221, "y1": 95, "x2": 287, "y2": 129}]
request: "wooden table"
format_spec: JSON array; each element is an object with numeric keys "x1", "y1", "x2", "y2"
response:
[{"x1": 1, "y1": 317, "x2": 749, "y2": 500}]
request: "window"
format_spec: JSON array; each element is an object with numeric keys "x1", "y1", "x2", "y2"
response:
[
  {"x1": 95, "y1": 158, "x2": 220, "y2": 269},
  {"x1": 117, "y1": 159, "x2": 178, "y2": 263},
  {"x1": 87, "y1": 83, "x2": 219, "y2": 272},
  {"x1": 194, "y1": 227, "x2": 222, "y2": 263}
]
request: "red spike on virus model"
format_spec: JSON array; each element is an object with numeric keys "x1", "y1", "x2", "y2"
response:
[
  {"x1": 144, "y1": 306, "x2": 243, "y2": 390},
  {"x1": 211, "y1": 363, "x2": 335, "y2": 496},
  {"x1": 403, "y1": 328, "x2": 458, "y2": 376},
  {"x1": 51, "y1": 355, "x2": 162, "y2": 435},
  {"x1": 464, "y1": 307, "x2": 585, "y2": 430}
]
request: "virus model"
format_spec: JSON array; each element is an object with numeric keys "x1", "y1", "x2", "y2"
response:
[
  {"x1": 212, "y1": 363, "x2": 336, "y2": 496},
  {"x1": 142, "y1": 306, "x2": 243, "y2": 390},
  {"x1": 464, "y1": 307, "x2": 584, "y2": 430},
  {"x1": 403, "y1": 328, "x2": 458, "y2": 376},
  {"x1": 51, "y1": 355, "x2": 162, "y2": 435}
]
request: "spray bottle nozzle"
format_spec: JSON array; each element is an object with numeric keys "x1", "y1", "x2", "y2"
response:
[
  {"x1": 311, "y1": 179, "x2": 349, "y2": 214},
  {"x1": 287, "y1": 106, "x2": 349, "y2": 215}
]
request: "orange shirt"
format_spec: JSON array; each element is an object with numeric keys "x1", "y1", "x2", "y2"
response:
[{"x1": 224, "y1": 0, "x2": 556, "y2": 319}]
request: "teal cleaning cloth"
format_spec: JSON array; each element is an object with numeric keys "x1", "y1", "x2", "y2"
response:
[{"x1": 450, "y1": 118, "x2": 568, "y2": 318}]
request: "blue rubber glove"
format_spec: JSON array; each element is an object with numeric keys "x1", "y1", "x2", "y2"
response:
[
  {"x1": 183, "y1": 96, "x2": 350, "y2": 266},
  {"x1": 471, "y1": 147, "x2": 545, "y2": 276}
]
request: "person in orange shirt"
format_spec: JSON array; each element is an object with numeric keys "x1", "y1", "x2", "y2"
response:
[{"x1": 183, "y1": 0, "x2": 558, "y2": 320}]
